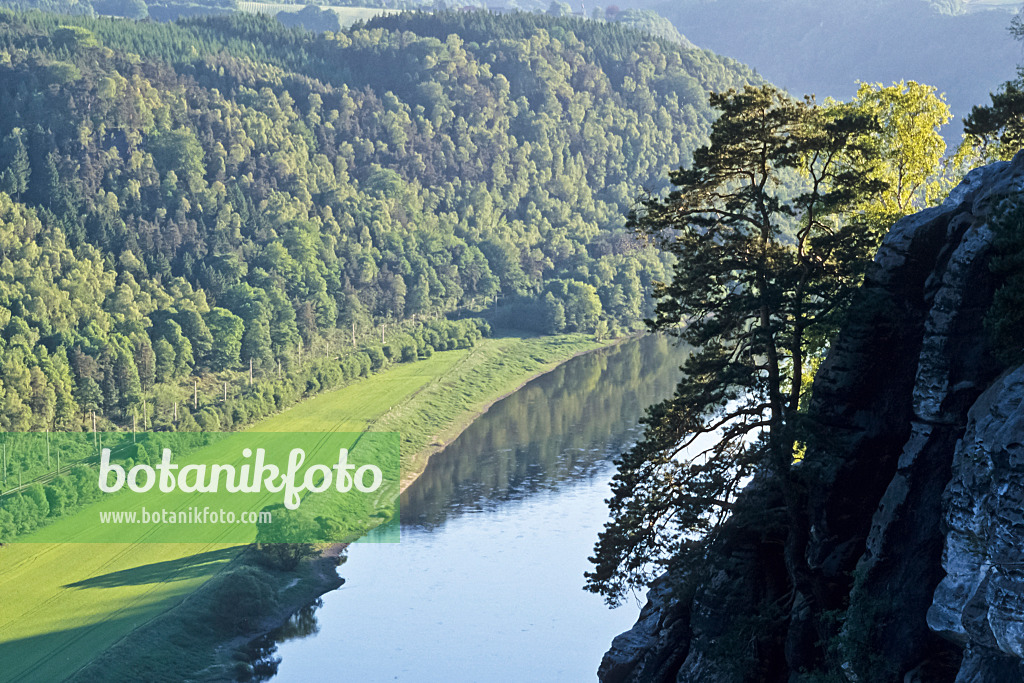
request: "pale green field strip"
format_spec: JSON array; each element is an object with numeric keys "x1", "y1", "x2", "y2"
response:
[
  {"x1": 964, "y1": 0, "x2": 1017, "y2": 7},
  {"x1": 255, "y1": 348, "x2": 466, "y2": 432},
  {"x1": 235, "y1": 2, "x2": 399, "y2": 25},
  {"x1": 0, "y1": 336, "x2": 597, "y2": 683}
]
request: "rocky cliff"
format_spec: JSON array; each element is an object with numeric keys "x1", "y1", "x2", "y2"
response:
[
  {"x1": 599, "y1": 154, "x2": 1024, "y2": 682},
  {"x1": 928, "y1": 366, "x2": 1024, "y2": 681}
]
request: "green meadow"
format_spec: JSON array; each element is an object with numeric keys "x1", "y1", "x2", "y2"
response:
[
  {"x1": 234, "y1": 2, "x2": 399, "y2": 25},
  {"x1": 0, "y1": 332, "x2": 601, "y2": 682}
]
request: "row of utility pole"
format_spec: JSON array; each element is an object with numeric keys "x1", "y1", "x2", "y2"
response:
[
  {"x1": 1, "y1": 319, "x2": 417, "y2": 491},
  {"x1": 2, "y1": 428, "x2": 58, "y2": 490}
]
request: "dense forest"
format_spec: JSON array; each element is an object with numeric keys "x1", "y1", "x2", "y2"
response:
[{"x1": 0, "y1": 10, "x2": 753, "y2": 437}]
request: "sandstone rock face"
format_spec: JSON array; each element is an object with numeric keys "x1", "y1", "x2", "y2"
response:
[
  {"x1": 928, "y1": 366, "x2": 1024, "y2": 682},
  {"x1": 599, "y1": 154, "x2": 1024, "y2": 682},
  {"x1": 598, "y1": 576, "x2": 689, "y2": 683}
]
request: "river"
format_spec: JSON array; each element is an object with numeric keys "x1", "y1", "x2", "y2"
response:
[{"x1": 252, "y1": 334, "x2": 687, "y2": 682}]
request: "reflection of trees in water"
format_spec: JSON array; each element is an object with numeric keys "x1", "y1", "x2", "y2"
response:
[
  {"x1": 275, "y1": 600, "x2": 323, "y2": 641},
  {"x1": 245, "y1": 600, "x2": 324, "y2": 681},
  {"x1": 401, "y1": 335, "x2": 687, "y2": 529},
  {"x1": 241, "y1": 636, "x2": 280, "y2": 682},
  {"x1": 243, "y1": 336, "x2": 683, "y2": 675}
]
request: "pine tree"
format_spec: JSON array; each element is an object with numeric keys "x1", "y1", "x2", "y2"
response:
[
  {"x1": 587, "y1": 85, "x2": 886, "y2": 604},
  {"x1": 0, "y1": 130, "x2": 30, "y2": 201}
]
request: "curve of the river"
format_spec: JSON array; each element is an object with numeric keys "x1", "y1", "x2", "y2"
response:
[{"x1": 255, "y1": 333, "x2": 687, "y2": 682}]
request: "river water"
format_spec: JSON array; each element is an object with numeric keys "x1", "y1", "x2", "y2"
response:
[{"x1": 256, "y1": 334, "x2": 687, "y2": 682}]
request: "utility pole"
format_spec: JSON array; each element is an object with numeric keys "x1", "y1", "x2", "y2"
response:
[
  {"x1": 46, "y1": 428, "x2": 50, "y2": 468},
  {"x1": 223, "y1": 381, "x2": 227, "y2": 402},
  {"x1": 132, "y1": 412, "x2": 136, "y2": 443},
  {"x1": 92, "y1": 411, "x2": 97, "y2": 451},
  {"x1": 249, "y1": 358, "x2": 253, "y2": 386},
  {"x1": 194, "y1": 379, "x2": 198, "y2": 411},
  {"x1": 351, "y1": 320, "x2": 356, "y2": 346},
  {"x1": 381, "y1": 322, "x2": 386, "y2": 344},
  {"x1": 174, "y1": 401, "x2": 178, "y2": 422}
]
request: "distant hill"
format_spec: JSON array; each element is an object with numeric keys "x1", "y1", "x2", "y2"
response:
[
  {"x1": 8, "y1": 0, "x2": 1008, "y2": 145},
  {"x1": 651, "y1": 0, "x2": 1021, "y2": 138}
]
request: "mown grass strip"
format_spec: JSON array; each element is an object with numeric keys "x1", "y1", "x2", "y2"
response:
[{"x1": 235, "y1": 2, "x2": 399, "y2": 26}]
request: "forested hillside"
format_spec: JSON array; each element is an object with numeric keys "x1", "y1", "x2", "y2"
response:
[{"x1": 0, "y1": 10, "x2": 753, "y2": 433}]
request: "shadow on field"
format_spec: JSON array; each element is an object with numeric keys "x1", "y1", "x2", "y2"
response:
[
  {"x1": 0, "y1": 609, "x2": 154, "y2": 683},
  {"x1": 63, "y1": 546, "x2": 238, "y2": 589}
]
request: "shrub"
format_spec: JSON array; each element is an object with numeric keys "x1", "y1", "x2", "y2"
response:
[{"x1": 210, "y1": 565, "x2": 280, "y2": 633}]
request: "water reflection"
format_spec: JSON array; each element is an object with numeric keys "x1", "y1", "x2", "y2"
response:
[
  {"x1": 244, "y1": 600, "x2": 325, "y2": 681},
  {"x1": 251, "y1": 334, "x2": 687, "y2": 681},
  {"x1": 402, "y1": 334, "x2": 687, "y2": 529}
]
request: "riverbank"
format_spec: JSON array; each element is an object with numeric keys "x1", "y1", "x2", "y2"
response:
[
  {"x1": 215, "y1": 333, "x2": 622, "y2": 679},
  {"x1": 384, "y1": 332, "x2": 626, "y2": 492},
  {"x1": 36, "y1": 331, "x2": 611, "y2": 683},
  {"x1": 238, "y1": 332, "x2": 687, "y2": 682},
  {"x1": 212, "y1": 333, "x2": 630, "y2": 679}
]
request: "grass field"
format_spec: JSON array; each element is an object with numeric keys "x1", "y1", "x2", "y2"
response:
[
  {"x1": 255, "y1": 347, "x2": 467, "y2": 433},
  {"x1": 235, "y1": 2, "x2": 399, "y2": 26},
  {"x1": 964, "y1": 0, "x2": 1017, "y2": 8},
  {"x1": 0, "y1": 332, "x2": 602, "y2": 682}
]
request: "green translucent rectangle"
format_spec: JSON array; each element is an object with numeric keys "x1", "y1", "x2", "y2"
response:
[{"x1": 0, "y1": 431, "x2": 400, "y2": 544}]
